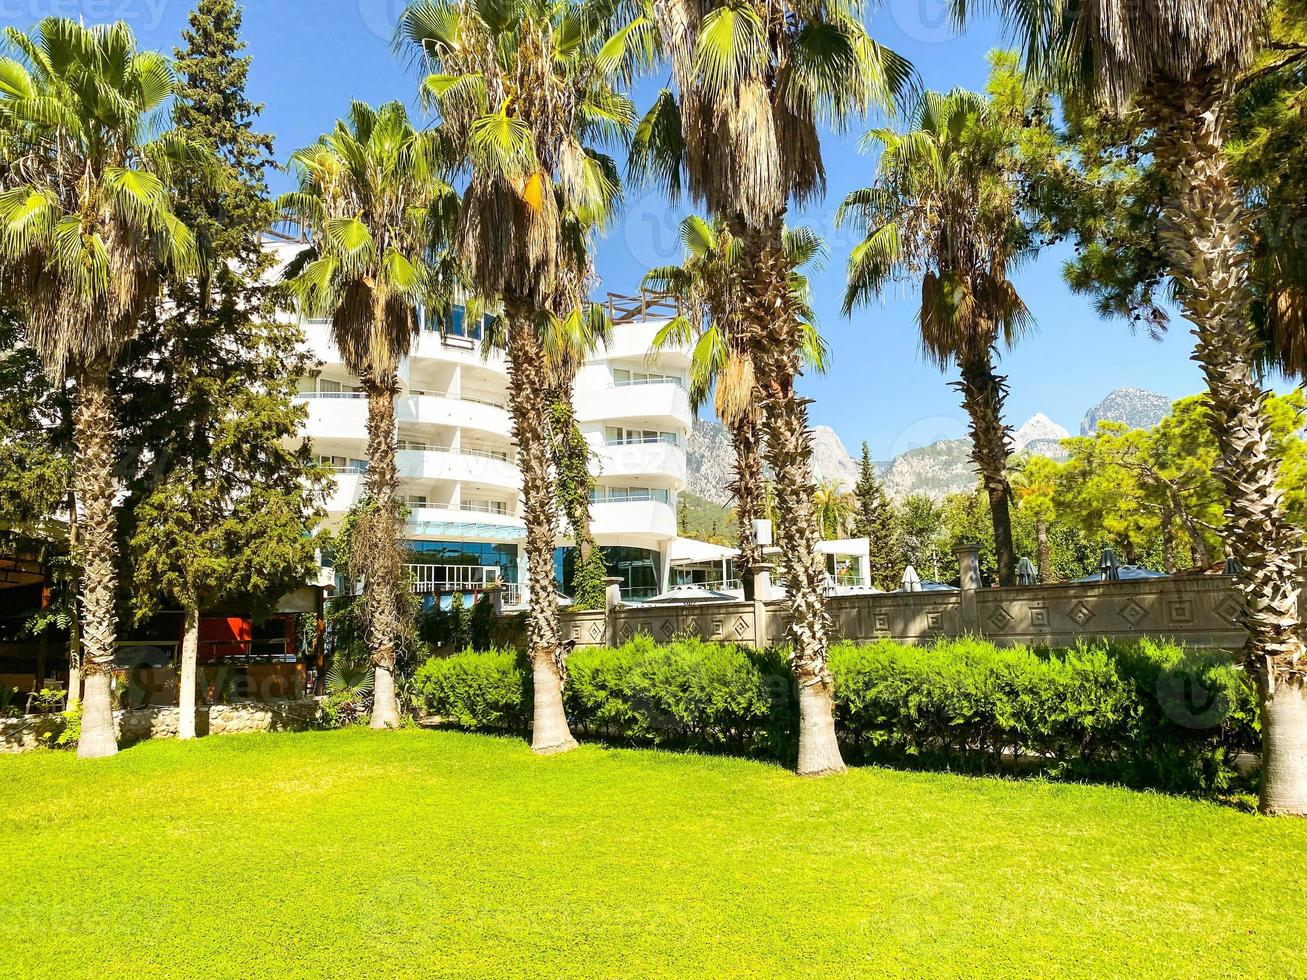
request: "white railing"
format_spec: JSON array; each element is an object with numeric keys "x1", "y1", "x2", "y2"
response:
[
  {"x1": 405, "y1": 388, "x2": 506, "y2": 410},
  {"x1": 605, "y1": 435, "x2": 680, "y2": 447},
  {"x1": 590, "y1": 488, "x2": 672, "y2": 505},
  {"x1": 610, "y1": 377, "x2": 685, "y2": 390},
  {"x1": 460, "y1": 501, "x2": 511, "y2": 515},
  {"x1": 297, "y1": 390, "x2": 365, "y2": 400},
  {"x1": 397, "y1": 442, "x2": 512, "y2": 463},
  {"x1": 407, "y1": 564, "x2": 502, "y2": 594}
]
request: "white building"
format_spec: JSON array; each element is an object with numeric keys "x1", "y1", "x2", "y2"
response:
[{"x1": 269, "y1": 240, "x2": 692, "y2": 606}]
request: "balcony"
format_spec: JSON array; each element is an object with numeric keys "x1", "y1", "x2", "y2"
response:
[
  {"x1": 593, "y1": 441, "x2": 686, "y2": 485},
  {"x1": 397, "y1": 392, "x2": 509, "y2": 437},
  {"x1": 396, "y1": 447, "x2": 520, "y2": 491},
  {"x1": 589, "y1": 499, "x2": 677, "y2": 539},
  {"x1": 574, "y1": 381, "x2": 691, "y2": 428},
  {"x1": 411, "y1": 330, "x2": 509, "y2": 374}
]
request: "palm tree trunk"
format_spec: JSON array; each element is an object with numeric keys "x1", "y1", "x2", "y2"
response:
[
  {"x1": 65, "y1": 487, "x2": 81, "y2": 711},
  {"x1": 1035, "y1": 517, "x2": 1050, "y2": 584},
  {"x1": 178, "y1": 601, "x2": 199, "y2": 740},
  {"x1": 73, "y1": 362, "x2": 119, "y2": 759},
  {"x1": 956, "y1": 349, "x2": 1016, "y2": 586},
  {"x1": 1148, "y1": 78, "x2": 1307, "y2": 815},
  {"x1": 363, "y1": 379, "x2": 403, "y2": 730},
  {"x1": 728, "y1": 410, "x2": 764, "y2": 593},
  {"x1": 742, "y1": 219, "x2": 844, "y2": 776},
  {"x1": 506, "y1": 308, "x2": 576, "y2": 754}
]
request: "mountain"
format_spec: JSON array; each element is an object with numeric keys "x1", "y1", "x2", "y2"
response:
[
  {"x1": 685, "y1": 417, "x2": 739, "y2": 505},
  {"x1": 1080, "y1": 387, "x2": 1172, "y2": 436},
  {"x1": 881, "y1": 438, "x2": 974, "y2": 499},
  {"x1": 683, "y1": 387, "x2": 1170, "y2": 506},
  {"x1": 810, "y1": 426, "x2": 860, "y2": 490},
  {"x1": 1012, "y1": 413, "x2": 1070, "y2": 456}
]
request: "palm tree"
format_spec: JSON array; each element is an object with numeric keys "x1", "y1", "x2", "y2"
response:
[
  {"x1": 813, "y1": 481, "x2": 855, "y2": 541},
  {"x1": 840, "y1": 88, "x2": 1036, "y2": 587},
  {"x1": 621, "y1": 0, "x2": 914, "y2": 774},
  {"x1": 398, "y1": 0, "x2": 631, "y2": 754},
  {"x1": 280, "y1": 101, "x2": 458, "y2": 729},
  {"x1": 962, "y1": 0, "x2": 1307, "y2": 815},
  {"x1": 645, "y1": 216, "x2": 828, "y2": 597},
  {"x1": 0, "y1": 20, "x2": 206, "y2": 757}
]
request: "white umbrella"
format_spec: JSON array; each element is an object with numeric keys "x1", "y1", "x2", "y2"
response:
[{"x1": 640, "y1": 585, "x2": 738, "y2": 605}]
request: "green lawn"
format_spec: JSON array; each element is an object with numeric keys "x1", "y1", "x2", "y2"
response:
[{"x1": 2, "y1": 731, "x2": 1304, "y2": 977}]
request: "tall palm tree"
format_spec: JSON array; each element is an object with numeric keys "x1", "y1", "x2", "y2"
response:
[
  {"x1": 962, "y1": 0, "x2": 1307, "y2": 815},
  {"x1": 840, "y1": 88, "x2": 1036, "y2": 587},
  {"x1": 280, "y1": 101, "x2": 458, "y2": 729},
  {"x1": 0, "y1": 20, "x2": 206, "y2": 757},
  {"x1": 621, "y1": 0, "x2": 913, "y2": 774},
  {"x1": 398, "y1": 0, "x2": 631, "y2": 754},
  {"x1": 645, "y1": 215, "x2": 827, "y2": 596}
]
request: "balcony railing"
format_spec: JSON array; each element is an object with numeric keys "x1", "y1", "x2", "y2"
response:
[
  {"x1": 297, "y1": 390, "x2": 365, "y2": 400},
  {"x1": 405, "y1": 388, "x2": 507, "y2": 410},
  {"x1": 397, "y1": 442, "x2": 513, "y2": 463},
  {"x1": 407, "y1": 563, "x2": 503, "y2": 594},
  {"x1": 460, "y1": 501, "x2": 511, "y2": 516},
  {"x1": 603, "y1": 289, "x2": 679, "y2": 324}
]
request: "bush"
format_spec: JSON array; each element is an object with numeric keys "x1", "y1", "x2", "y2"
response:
[{"x1": 413, "y1": 636, "x2": 1258, "y2": 794}]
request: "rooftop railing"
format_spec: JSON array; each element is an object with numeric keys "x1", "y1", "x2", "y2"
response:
[{"x1": 603, "y1": 289, "x2": 680, "y2": 324}]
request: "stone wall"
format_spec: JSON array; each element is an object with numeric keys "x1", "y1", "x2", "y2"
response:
[
  {"x1": 0, "y1": 698, "x2": 321, "y2": 754},
  {"x1": 560, "y1": 551, "x2": 1250, "y2": 652}
]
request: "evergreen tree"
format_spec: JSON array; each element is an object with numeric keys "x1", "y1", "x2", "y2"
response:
[
  {"x1": 851, "y1": 443, "x2": 899, "y2": 590},
  {"x1": 124, "y1": 0, "x2": 329, "y2": 740}
]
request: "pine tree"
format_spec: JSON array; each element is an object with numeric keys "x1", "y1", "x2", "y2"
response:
[
  {"x1": 852, "y1": 443, "x2": 899, "y2": 590},
  {"x1": 123, "y1": 0, "x2": 329, "y2": 740}
]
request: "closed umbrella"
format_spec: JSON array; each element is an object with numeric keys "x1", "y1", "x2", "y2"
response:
[
  {"x1": 901, "y1": 565, "x2": 923, "y2": 593},
  {"x1": 1099, "y1": 547, "x2": 1120, "y2": 582},
  {"x1": 1016, "y1": 557, "x2": 1037, "y2": 586}
]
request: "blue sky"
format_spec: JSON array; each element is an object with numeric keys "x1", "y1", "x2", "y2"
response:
[{"x1": 34, "y1": 0, "x2": 1220, "y2": 458}]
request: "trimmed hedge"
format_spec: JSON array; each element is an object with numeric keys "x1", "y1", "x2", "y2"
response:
[{"x1": 413, "y1": 635, "x2": 1258, "y2": 793}]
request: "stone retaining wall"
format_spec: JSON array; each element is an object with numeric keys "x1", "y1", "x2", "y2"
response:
[
  {"x1": 560, "y1": 547, "x2": 1252, "y2": 652},
  {"x1": 0, "y1": 698, "x2": 321, "y2": 754}
]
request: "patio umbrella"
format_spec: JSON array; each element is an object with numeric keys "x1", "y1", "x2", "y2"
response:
[
  {"x1": 640, "y1": 585, "x2": 738, "y2": 605},
  {"x1": 1016, "y1": 557, "x2": 1037, "y2": 586},
  {"x1": 901, "y1": 566, "x2": 923, "y2": 593},
  {"x1": 1099, "y1": 547, "x2": 1121, "y2": 582}
]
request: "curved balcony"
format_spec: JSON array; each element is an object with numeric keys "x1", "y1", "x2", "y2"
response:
[
  {"x1": 589, "y1": 499, "x2": 677, "y2": 540},
  {"x1": 300, "y1": 393, "x2": 367, "y2": 440},
  {"x1": 574, "y1": 381, "x2": 691, "y2": 428},
  {"x1": 406, "y1": 506, "x2": 525, "y2": 541},
  {"x1": 593, "y1": 442, "x2": 686, "y2": 486},
  {"x1": 397, "y1": 393, "x2": 510, "y2": 437},
  {"x1": 324, "y1": 470, "x2": 366, "y2": 513},
  {"x1": 598, "y1": 320, "x2": 691, "y2": 368},
  {"x1": 396, "y1": 448, "x2": 520, "y2": 491},
  {"x1": 410, "y1": 331, "x2": 509, "y2": 375}
]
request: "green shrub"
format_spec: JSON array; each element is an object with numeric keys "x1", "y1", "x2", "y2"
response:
[{"x1": 414, "y1": 636, "x2": 1258, "y2": 793}]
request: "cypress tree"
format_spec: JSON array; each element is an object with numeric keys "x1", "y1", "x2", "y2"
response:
[
  {"x1": 852, "y1": 443, "x2": 899, "y2": 590},
  {"x1": 123, "y1": 0, "x2": 329, "y2": 738}
]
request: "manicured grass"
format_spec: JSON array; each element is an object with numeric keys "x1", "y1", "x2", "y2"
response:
[{"x1": 2, "y1": 731, "x2": 1304, "y2": 977}]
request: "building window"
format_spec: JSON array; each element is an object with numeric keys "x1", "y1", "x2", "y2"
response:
[
  {"x1": 589, "y1": 486, "x2": 671, "y2": 505},
  {"x1": 554, "y1": 545, "x2": 660, "y2": 600},
  {"x1": 604, "y1": 426, "x2": 679, "y2": 447},
  {"x1": 612, "y1": 367, "x2": 684, "y2": 389},
  {"x1": 461, "y1": 499, "x2": 508, "y2": 515},
  {"x1": 317, "y1": 455, "x2": 367, "y2": 474}
]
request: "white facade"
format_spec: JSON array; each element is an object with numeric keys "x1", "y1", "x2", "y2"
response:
[{"x1": 268, "y1": 241, "x2": 691, "y2": 605}]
